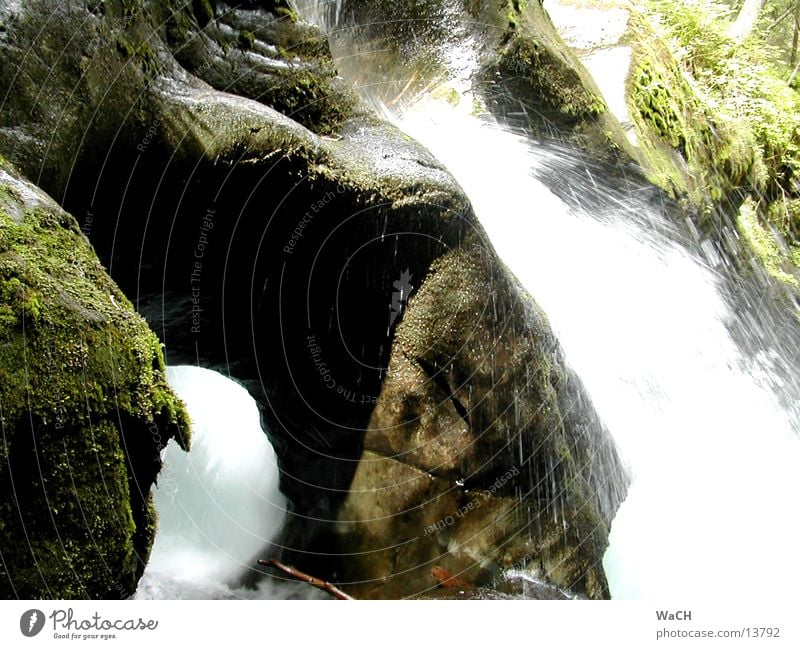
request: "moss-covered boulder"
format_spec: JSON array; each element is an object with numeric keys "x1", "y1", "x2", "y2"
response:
[
  {"x1": 623, "y1": 8, "x2": 760, "y2": 213},
  {"x1": 0, "y1": 158, "x2": 188, "y2": 598},
  {"x1": 477, "y1": 0, "x2": 636, "y2": 162}
]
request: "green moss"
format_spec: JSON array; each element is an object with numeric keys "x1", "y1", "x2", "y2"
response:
[
  {"x1": 629, "y1": 1, "x2": 800, "y2": 217},
  {"x1": 261, "y1": 66, "x2": 355, "y2": 136},
  {"x1": 504, "y1": 33, "x2": 605, "y2": 119},
  {"x1": 0, "y1": 161, "x2": 189, "y2": 598},
  {"x1": 736, "y1": 198, "x2": 798, "y2": 288},
  {"x1": 482, "y1": 0, "x2": 621, "y2": 156},
  {"x1": 274, "y1": 6, "x2": 298, "y2": 22},
  {"x1": 506, "y1": 0, "x2": 528, "y2": 29},
  {"x1": 165, "y1": 8, "x2": 193, "y2": 47},
  {"x1": 627, "y1": 13, "x2": 754, "y2": 210},
  {"x1": 0, "y1": 275, "x2": 42, "y2": 328},
  {"x1": 115, "y1": 33, "x2": 161, "y2": 74},
  {"x1": 238, "y1": 30, "x2": 255, "y2": 51},
  {"x1": 0, "y1": 420, "x2": 138, "y2": 598},
  {"x1": 506, "y1": 10, "x2": 518, "y2": 30},
  {"x1": 766, "y1": 197, "x2": 800, "y2": 241},
  {"x1": 121, "y1": 0, "x2": 142, "y2": 20},
  {"x1": 115, "y1": 34, "x2": 136, "y2": 58}
]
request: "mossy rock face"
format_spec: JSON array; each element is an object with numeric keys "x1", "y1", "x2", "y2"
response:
[
  {"x1": 478, "y1": 0, "x2": 633, "y2": 160},
  {"x1": 164, "y1": 0, "x2": 356, "y2": 134},
  {"x1": 736, "y1": 197, "x2": 800, "y2": 289},
  {"x1": 335, "y1": 241, "x2": 627, "y2": 599},
  {"x1": 0, "y1": 160, "x2": 188, "y2": 598},
  {"x1": 625, "y1": 11, "x2": 759, "y2": 214},
  {"x1": 619, "y1": 7, "x2": 800, "y2": 290}
]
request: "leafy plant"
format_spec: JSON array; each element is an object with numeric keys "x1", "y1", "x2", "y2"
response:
[{"x1": 644, "y1": 0, "x2": 800, "y2": 236}]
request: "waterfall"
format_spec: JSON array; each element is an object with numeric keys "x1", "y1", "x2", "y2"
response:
[
  {"x1": 135, "y1": 366, "x2": 301, "y2": 599},
  {"x1": 395, "y1": 99, "x2": 800, "y2": 600},
  {"x1": 292, "y1": 0, "x2": 800, "y2": 600}
]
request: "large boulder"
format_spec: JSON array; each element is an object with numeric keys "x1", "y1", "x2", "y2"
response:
[
  {"x1": 0, "y1": 157, "x2": 188, "y2": 598},
  {"x1": 335, "y1": 241, "x2": 626, "y2": 598}
]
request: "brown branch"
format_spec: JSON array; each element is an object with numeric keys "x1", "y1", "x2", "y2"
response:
[
  {"x1": 768, "y1": 4, "x2": 795, "y2": 32},
  {"x1": 767, "y1": 1, "x2": 800, "y2": 33},
  {"x1": 258, "y1": 558, "x2": 355, "y2": 600}
]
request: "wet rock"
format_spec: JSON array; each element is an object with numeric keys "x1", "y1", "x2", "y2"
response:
[
  {"x1": 334, "y1": 241, "x2": 626, "y2": 599},
  {"x1": 0, "y1": 158, "x2": 188, "y2": 598},
  {"x1": 303, "y1": 0, "x2": 636, "y2": 161}
]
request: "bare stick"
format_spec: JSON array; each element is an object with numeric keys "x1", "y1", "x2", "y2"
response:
[{"x1": 258, "y1": 558, "x2": 355, "y2": 600}]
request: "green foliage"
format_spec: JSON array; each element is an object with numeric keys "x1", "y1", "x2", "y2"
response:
[
  {"x1": 238, "y1": 29, "x2": 255, "y2": 50},
  {"x1": 115, "y1": 34, "x2": 136, "y2": 57},
  {"x1": 767, "y1": 195, "x2": 800, "y2": 238},
  {"x1": 736, "y1": 197, "x2": 798, "y2": 286},
  {"x1": 639, "y1": 0, "x2": 800, "y2": 237},
  {"x1": 752, "y1": 0, "x2": 800, "y2": 68},
  {"x1": 629, "y1": 13, "x2": 747, "y2": 206},
  {"x1": 274, "y1": 6, "x2": 299, "y2": 22},
  {"x1": 121, "y1": 0, "x2": 142, "y2": 20}
]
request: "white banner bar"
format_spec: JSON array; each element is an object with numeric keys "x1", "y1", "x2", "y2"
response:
[{"x1": 0, "y1": 600, "x2": 796, "y2": 649}]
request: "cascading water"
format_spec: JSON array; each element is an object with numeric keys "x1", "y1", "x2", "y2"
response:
[
  {"x1": 135, "y1": 366, "x2": 304, "y2": 599},
  {"x1": 293, "y1": 0, "x2": 800, "y2": 600},
  {"x1": 395, "y1": 106, "x2": 800, "y2": 600}
]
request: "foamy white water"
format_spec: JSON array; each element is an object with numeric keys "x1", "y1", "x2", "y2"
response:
[{"x1": 135, "y1": 366, "x2": 290, "y2": 599}]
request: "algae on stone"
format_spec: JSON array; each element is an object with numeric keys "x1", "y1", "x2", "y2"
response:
[
  {"x1": 622, "y1": 1, "x2": 800, "y2": 286},
  {"x1": 0, "y1": 159, "x2": 188, "y2": 598},
  {"x1": 736, "y1": 197, "x2": 799, "y2": 288}
]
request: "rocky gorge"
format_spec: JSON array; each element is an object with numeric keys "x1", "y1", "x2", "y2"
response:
[{"x1": 2, "y1": 0, "x2": 797, "y2": 601}]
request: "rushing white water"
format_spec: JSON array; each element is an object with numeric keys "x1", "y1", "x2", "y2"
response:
[
  {"x1": 291, "y1": 0, "x2": 800, "y2": 600},
  {"x1": 135, "y1": 366, "x2": 295, "y2": 599},
  {"x1": 388, "y1": 97, "x2": 800, "y2": 600},
  {"x1": 394, "y1": 96, "x2": 800, "y2": 600}
]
